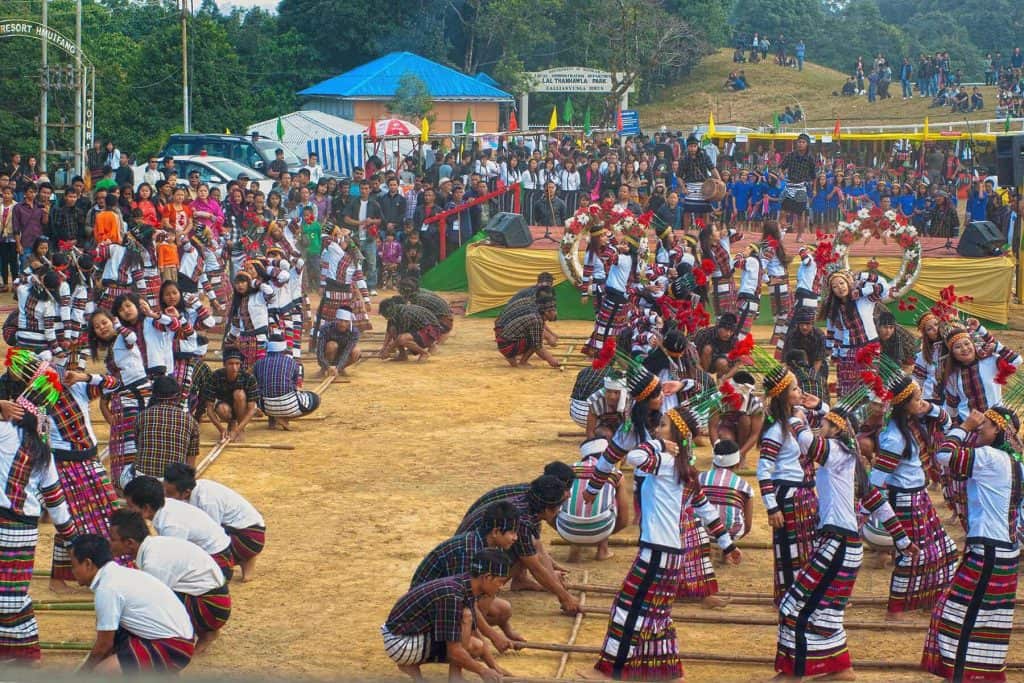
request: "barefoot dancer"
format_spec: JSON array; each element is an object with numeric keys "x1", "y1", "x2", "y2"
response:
[
  {"x1": 163, "y1": 463, "x2": 266, "y2": 582},
  {"x1": 494, "y1": 298, "x2": 562, "y2": 369},
  {"x1": 557, "y1": 438, "x2": 630, "y2": 563},
  {"x1": 583, "y1": 405, "x2": 741, "y2": 681},
  {"x1": 411, "y1": 502, "x2": 522, "y2": 651},
  {"x1": 924, "y1": 407, "x2": 1023, "y2": 682},
  {"x1": 379, "y1": 296, "x2": 441, "y2": 362},
  {"x1": 108, "y1": 510, "x2": 230, "y2": 656},
  {"x1": 382, "y1": 549, "x2": 512, "y2": 683},
  {"x1": 773, "y1": 405, "x2": 915, "y2": 682}
]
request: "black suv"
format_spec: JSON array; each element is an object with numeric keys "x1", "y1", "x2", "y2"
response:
[{"x1": 160, "y1": 134, "x2": 303, "y2": 175}]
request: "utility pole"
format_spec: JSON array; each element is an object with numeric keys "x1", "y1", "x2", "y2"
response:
[
  {"x1": 181, "y1": 0, "x2": 190, "y2": 133},
  {"x1": 74, "y1": 0, "x2": 83, "y2": 175},
  {"x1": 40, "y1": 0, "x2": 48, "y2": 172}
]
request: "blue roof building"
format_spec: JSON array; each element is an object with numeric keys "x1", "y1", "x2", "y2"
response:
[{"x1": 298, "y1": 52, "x2": 512, "y2": 134}]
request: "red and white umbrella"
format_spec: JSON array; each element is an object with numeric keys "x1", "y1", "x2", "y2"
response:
[{"x1": 367, "y1": 118, "x2": 420, "y2": 138}]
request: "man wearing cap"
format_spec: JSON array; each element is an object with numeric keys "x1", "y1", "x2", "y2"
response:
[
  {"x1": 693, "y1": 313, "x2": 741, "y2": 377},
  {"x1": 316, "y1": 305, "x2": 361, "y2": 378},
  {"x1": 877, "y1": 310, "x2": 916, "y2": 373},
  {"x1": 203, "y1": 348, "x2": 259, "y2": 443},
  {"x1": 585, "y1": 375, "x2": 631, "y2": 440},
  {"x1": 780, "y1": 133, "x2": 817, "y2": 241},
  {"x1": 495, "y1": 299, "x2": 562, "y2": 369},
  {"x1": 679, "y1": 133, "x2": 721, "y2": 230},
  {"x1": 253, "y1": 334, "x2": 320, "y2": 431},
  {"x1": 133, "y1": 377, "x2": 200, "y2": 480}
]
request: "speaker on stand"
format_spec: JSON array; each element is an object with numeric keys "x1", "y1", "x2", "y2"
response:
[
  {"x1": 484, "y1": 212, "x2": 534, "y2": 248},
  {"x1": 957, "y1": 220, "x2": 1006, "y2": 258}
]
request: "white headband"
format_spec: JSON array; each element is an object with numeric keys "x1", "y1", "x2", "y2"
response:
[
  {"x1": 713, "y1": 447, "x2": 741, "y2": 468},
  {"x1": 580, "y1": 438, "x2": 608, "y2": 458},
  {"x1": 604, "y1": 377, "x2": 627, "y2": 391},
  {"x1": 336, "y1": 308, "x2": 354, "y2": 322}
]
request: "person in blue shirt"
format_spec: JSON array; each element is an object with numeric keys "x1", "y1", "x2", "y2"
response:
[
  {"x1": 795, "y1": 41, "x2": 806, "y2": 71},
  {"x1": 765, "y1": 173, "x2": 784, "y2": 220},
  {"x1": 732, "y1": 170, "x2": 753, "y2": 230},
  {"x1": 894, "y1": 183, "x2": 915, "y2": 217},
  {"x1": 749, "y1": 172, "x2": 767, "y2": 224},
  {"x1": 810, "y1": 173, "x2": 829, "y2": 229},
  {"x1": 966, "y1": 180, "x2": 989, "y2": 222},
  {"x1": 846, "y1": 174, "x2": 866, "y2": 209}
]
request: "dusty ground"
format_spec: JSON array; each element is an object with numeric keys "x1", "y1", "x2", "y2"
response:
[{"x1": 23, "y1": 309, "x2": 1024, "y2": 681}]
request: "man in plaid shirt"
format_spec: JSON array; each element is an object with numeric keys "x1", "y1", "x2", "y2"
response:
[
  {"x1": 494, "y1": 299, "x2": 561, "y2": 368},
  {"x1": 379, "y1": 296, "x2": 441, "y2": 362},
  {"x1": 203, "y1": 348, "x2": 259, "y2": 443},
  {"x1": 381, "y1": 548, "x2": 511, "y2": 682},
  {"x1": 132, "y1": 376, "x2": 199, "y2": 480},
  {"x1": 877, "y1": 310, "x2": 917, "y2": 373}
]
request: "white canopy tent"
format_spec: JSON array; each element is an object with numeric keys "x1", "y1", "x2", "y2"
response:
[{"x1": 247, "y1": 111, "x2": 365, "y2": 176}]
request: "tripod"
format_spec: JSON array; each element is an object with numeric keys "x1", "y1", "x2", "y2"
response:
[{"x1": 535, "y1": 224, "x2": 560, "y2": 244}]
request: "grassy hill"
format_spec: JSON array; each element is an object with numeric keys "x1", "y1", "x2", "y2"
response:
[{"x1": 637, "y1": 49, "x2": 1002, "y2": 132}]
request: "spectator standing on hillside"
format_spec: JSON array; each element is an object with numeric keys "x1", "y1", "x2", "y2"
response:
[
  {"x1": 776, "y1": 34, "x2": 786, "y2": 65},
  {"x1": 867, "y1": 68, "x2": 879, "y2": 103},
  {"x1": 795, "y1": 40, "x2": 806, "y2": 71},
  {"x1": 900, "y1": 58, "x2": 913, "y2": 99}
]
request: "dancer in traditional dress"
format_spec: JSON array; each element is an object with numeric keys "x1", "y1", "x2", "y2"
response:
[
  {"x1": 583, "y1": 233, "x2": 638, "y2": 357},
  {"x1": 818, "y1": 270, "x2": 887, "y2": 396},
  {"x1": 317, "y1": 229, "x2": 371, "y2": 337},
  {"x1": 758, "y1": 364, "x2": 824, "y2": 605},
  {"x1": 773, "y1": 405, "x2": 914, "y2": 681},
  {"x1": 583, "y1": 405, "x2": 740, "y2": 681},
  {"x1": 734, "y1": 242, "x2": 762, "y2": 336},
  {"x1": 942, "y1": 321, "x2": 1021, "y2": 422},
  {"x1": 779, "y1": 133, "x2": 817, "y2": 241},
  {"x1": 0, "y1": 375, "x2": 77, "y2": 661},
  {"x1": 870, "y1": 374, "x2": 958, "y2": 616},
  {"x1": 923, "y1": 407, "x2": 1023, "y2": 682},
  {"x1": 557, "y1": 438, "x2": 630, "y2": 563},
  {"x1": 108, "y1": 509, "x2": 230, "y2": 654},
  {"x1": 163, "y1": 463, "x2": 266, "y2": 582},
  {"x1": 680, "y1": 134, "x2": 721, "y2": 231},
  {"x1": 382, "y1": 549, "x2": 512, "y2": 682},
  {"x1": 700, "y1": 222, "x2": 738, "y2": 318},
  {"x1": 760, "y1": 222, "x2": 792, "y2": 355},
  {"x1": 582, "y1": 222, "x2": 617, "y2": 313},
  {"x1": 71, "y1": 534, "x2": 196, "y2": 675},
  {"x1": 224, "y1": 268, "x2": 274, "y2": 373},
  {"x1": 912, "y1": 312, "x2": 944, "y2": 402}
]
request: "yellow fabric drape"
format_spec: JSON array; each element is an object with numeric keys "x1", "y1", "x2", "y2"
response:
[
  {"x1": 466, "y1": 245, "x2": 1016, "y2": 324},
  {"x1": 844, "y1": 255, "x2": 1014, "y2": 324},
  {"x1": 466, "y1": 245, "x2": 565, "y2": 314}
]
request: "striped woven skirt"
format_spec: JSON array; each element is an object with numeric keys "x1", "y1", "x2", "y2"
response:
[
  {"x1": 943, "y1": 476, "x2": 969, "y2": 533},
  {"x1": 226, "y1": 525, "x2": 266, "y2": 563},
  {"x1": 835, "y1": 355, "x2": 860, "y2": 398},
  {"x1": 711, "y1": 276, "x2": 737, "y2": 317},
  {"x1": 768, "y1": 279, "x2": 792, "y2": 355},
  {"x1": 594, "y1": 544, "x2": 685, "y2": 681},
  {"x1": 109, "y1": 382, "x2": 151, "y2": 490},
  {"x1": 179, "y1": 584, "x2": 231, "y2": 634},
  {"x1": 887, "y1": 487, "x2": 958, "y2": 613},
  {"x1": 96, "y1": 284, "x2": 133, "y2": 314},
  {"x1": 776, "y1": 528, "x2": 861, "y2": 677},
  {"x1": 230, "y1": 333, "x2": 266, "y2": 374},
  {"x1": 584, "y1": 289, "x2": 629, "y2": 357},
  {"x1": 569, "y1": 399, "x2": 590, "y2": 429},
  {"x1": 735, "y1": 293, "x2": 759, "y2": 335},
  {"x1": 259, "y1": 391, "x2": 320, "y2": 418},
  {"x1": 51, "y1": 457, "x2": 118, "y2": 581},
  {"x1": 922, "y1": 544, "x2": 1019, "y2": 682},
  {"x1": 772, "y1": 484, "x2": 820, "y2": 605},
  {"x1": 210, "y1": 546, "x2": 235, "y2": 581},
  {"x1": 172, "y1": 356, "x2": 199, "y2": 410},
  {"x1": 317, "y1": 288, "x2": 371, "y2": 333},
  {"x1": 0, "y1": 517, "x2": 40, "y2": 661},
  {"x1": 114, "y1": 627, "x2": 195, "y2": 673},
  {"x1": 676, "y1": 515, "x2": 718, "y2": 599},
  {"x1": 496, "y1": 332, "x2": 530, "y2": 360},
  {"x1": 682, "y1": 182, "x2": 712, "y2": 214}
]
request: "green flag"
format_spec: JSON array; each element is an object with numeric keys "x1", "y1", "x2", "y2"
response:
[
  {"x1": 772, "y1": 113, "x2": 780, "y2": 130},
  {"x1": 464, "y1": 108, "x2": 474, "y2": 135},
  {"x1": 1006, "y1": 112, "x2": 1012, "y2": 133},
  {"x1": 564, "y1": 97, "x2": 575, "y2": 126},
  {"x1": 276, "y1": 116, "x2": 285, "y2": 142},
  {"x1": 583, "y1": 107, "x2": 591, "y2": 136}
]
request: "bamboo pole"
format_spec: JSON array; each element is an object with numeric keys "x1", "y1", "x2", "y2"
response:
[
  {"x1": 35, "y1": 603, "x2": 94, "y2": 612},
  {"x1": 554, "y1": 570, "x2": 587, "y2": 679},
  {"x1": 562, "y1": 582, "x2": 890, "y2": 606},
  {"x1": 578, "y1": 605, "x2": 928, "y2": 631},
  {"x1": 557, "y1": 432, "x2": 586, "y2": 438},
  {"x1": 96, "y1": 440, "x2": 295, "y2": 451},
  {"x1": 515, "y1": 643, "x2": 1024, "y2": 671},
  {"x1": 552, "y1": 537, "x2": 883, "y2": 553},
  {"x1": 195, "y1": 438, "x2": 232, "y2": 477},
  {"x1": 40, "y1": 641, "x2": 92, "y2": 651},
  {"x1": 252, "y1": 413, "x2": 328, "y2": 422}
]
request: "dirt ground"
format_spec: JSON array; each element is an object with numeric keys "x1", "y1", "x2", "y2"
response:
[{"x1": 24, "y1": 309, "x2": 1024, "y2": 681}]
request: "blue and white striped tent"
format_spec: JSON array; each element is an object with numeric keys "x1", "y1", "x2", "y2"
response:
[
  {"x1": 307, "y1": 134, "x2": 364, "y2": 177},
  {"x1": 247, "y1": 110, "x2": 365, "y2": 177}
]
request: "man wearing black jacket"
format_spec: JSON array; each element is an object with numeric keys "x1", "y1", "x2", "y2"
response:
[
  {"x1": 533, "y1": 181, "x2": 567, "y2": 227},
  {"x1": 379, "y1": 178, "x2": 407, "y2": 234}
]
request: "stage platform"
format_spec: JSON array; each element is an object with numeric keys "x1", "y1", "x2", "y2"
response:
[{"x1": 442, "y1": 226, "x2": 1016, "y2": 326}]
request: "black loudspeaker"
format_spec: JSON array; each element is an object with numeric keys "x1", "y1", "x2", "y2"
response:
[
  {"x1": 995, "y1": 134, "x2": 1024, "y2": 191},
  {"x1": 957, "y1": 220, "x2": 1005, "y2": 257},
  {"x1": 485, "y1": 212, "x2": 533, "y2": 248}
]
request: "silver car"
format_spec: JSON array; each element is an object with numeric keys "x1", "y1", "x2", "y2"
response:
[{"x1": 133, "y1": 155, "x2": 276, "y2": 195}]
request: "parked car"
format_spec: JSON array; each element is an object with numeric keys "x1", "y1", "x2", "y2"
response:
[
  {"x1": 160, "y1": 133, "x2": 303, "y2": 175},
  {"x1": 133, "y1": 155, "x2": 275, "y2": 196}
]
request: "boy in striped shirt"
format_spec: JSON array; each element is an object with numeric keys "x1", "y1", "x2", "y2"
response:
[{"x1": 698, "y1": 440, "x2": 754, "y2": 540}]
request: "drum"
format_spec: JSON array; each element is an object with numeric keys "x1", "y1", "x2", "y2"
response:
[
  {"x1": 860, "y1": 518, "x2": 894, "y2": 548},
  {"x1": 701, "y1": 177, "x2": 726, "y2": 202}
]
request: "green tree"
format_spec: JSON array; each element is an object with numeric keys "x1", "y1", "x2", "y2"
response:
[
  {"x1": 729, "y1": 0, "x2": 824, "y2": 48},
  {"x1": 387, "y1": 73, "x2": 435, "y2": 121}
]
